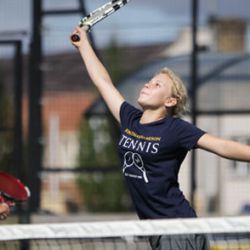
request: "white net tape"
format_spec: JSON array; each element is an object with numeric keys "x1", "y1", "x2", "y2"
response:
[{"x1": 1, "y1": 216, "x2": 250, "y2": 241}]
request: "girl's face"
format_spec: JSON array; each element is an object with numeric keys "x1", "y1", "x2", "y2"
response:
[{"x1": 138, "y1": 73, "x2": 176, "y2": 110}]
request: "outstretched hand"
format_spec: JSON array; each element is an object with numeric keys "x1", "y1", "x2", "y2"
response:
[
  {"x1": 0, "y1": 203, "x2": 10, "y2": 221},
  {"x1": 0, "y1": 195, "x2": 15, "y2": 221}
]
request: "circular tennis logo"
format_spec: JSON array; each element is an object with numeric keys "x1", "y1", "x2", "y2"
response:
[{"x1": 122, "y1": 151, "x2": 148, "y2": 183}]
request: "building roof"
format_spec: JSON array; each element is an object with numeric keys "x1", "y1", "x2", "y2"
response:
[
  {"x1": 86, "y1": 52, "x2": 250, "y2": 117},
  {"x1": 0, "y1": 43, "x2": 168, "y2": 93},
  {"x1": 22, "y1": 92, "x2": 95, "y2": 134}
]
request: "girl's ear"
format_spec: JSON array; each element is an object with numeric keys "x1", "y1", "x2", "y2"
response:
[{"x1": 165, "y1": 97, "x2": 177, "y2": 108}]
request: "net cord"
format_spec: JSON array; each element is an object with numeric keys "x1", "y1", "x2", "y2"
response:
[{"x1": 1, "y1": 216, "x2": 250, "y2": 241}]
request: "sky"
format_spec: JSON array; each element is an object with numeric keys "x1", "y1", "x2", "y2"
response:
[{"x1": 0, "y1": 0, "x2": 250, "y2": 56}]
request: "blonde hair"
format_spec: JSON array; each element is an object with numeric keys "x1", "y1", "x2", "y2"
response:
[{"x1": 157, "y1": 67, "x2": 188, "y2": 117}]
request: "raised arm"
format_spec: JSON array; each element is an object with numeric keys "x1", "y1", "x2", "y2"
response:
[
  {"x1": 70, "y1": 27, "x2": 125, "y2": 123},
  {"x1": 197, "y1": 133, "x2": 250, "y2": 161}
]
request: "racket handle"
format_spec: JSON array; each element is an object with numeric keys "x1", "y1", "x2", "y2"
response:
[
  {"x1": 71, "y1": 26, "x2": 89, "y2": 42},
  {"x1": 71, "y1": 34, "x2": 81, "y2": 42},
  {"x1": 0, "y1": 195, "x2": 14, "y2": 206},
  {"x1": 0, "y1": 196, "x2": 4, "y2": 203}
]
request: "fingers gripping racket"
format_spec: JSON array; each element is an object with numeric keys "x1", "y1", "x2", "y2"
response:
[
  {"x1": 71, "y1": 0, "x2": 130, "y2": 42},
  {"x1": 0, "y1": 172, "x2": 30, "y2": 205}
]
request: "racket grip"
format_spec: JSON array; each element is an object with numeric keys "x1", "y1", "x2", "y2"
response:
[
  {"x1": 0, "y1": 195, "x2": 13, "y2": 206},
  {"x1": 0, "y1": 196, "x2": 4, "y2": 203},
  {"x1": 71, "y1": 25, "x2": 89, "y2": 42},
  {"x1": 71, "y1": 34, "x2": 81, "y2": 42}
]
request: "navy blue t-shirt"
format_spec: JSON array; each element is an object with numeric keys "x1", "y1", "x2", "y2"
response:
[{"x1": 118, "y1": 102, "x2": 206, "y2": 219}]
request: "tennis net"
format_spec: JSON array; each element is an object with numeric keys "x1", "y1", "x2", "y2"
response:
[{"x1": 1, "y1": 216, "x2": 250, "y2": 249}]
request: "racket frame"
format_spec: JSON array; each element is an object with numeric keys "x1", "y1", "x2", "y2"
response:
[
  {"x1": 71, "y1": 0, "x2": 130, "y2": 42},
  {"x1": 0, "y1": 172, "x2": 30, "y2": 202}
]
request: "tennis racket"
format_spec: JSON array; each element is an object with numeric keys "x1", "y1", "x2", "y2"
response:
[
  {"x1": 71, "y1": 0, "x2": 130, "y2": 42},
  {"x1": 0, "y1": 172, "x2": 30, "y2": 205}
]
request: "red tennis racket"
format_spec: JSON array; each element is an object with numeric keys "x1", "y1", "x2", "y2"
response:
[{"x1": 0, "y1": 172, "x2": 30, "y2": 205}]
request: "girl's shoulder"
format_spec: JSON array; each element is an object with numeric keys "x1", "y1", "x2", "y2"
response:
[{"x1": 120, "y1": 101, "x2": 142, "y2": 127}]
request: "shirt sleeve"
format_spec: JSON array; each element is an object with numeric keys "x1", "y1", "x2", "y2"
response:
[
  {"x1": 175, "y1": 118, "x2": 206, "y2": 150},
  {"x1": 119, "y1": 101, "x2": 142, "y2": 128}
]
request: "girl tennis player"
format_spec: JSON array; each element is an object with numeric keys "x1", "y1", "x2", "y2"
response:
[{"x1": 71, "y1": 27, "x2": 250, "y2": 250}]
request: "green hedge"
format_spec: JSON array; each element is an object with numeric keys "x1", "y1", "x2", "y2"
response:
[{"x1": 77, "y1": 173, "x2": 131, "y2": 212}]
